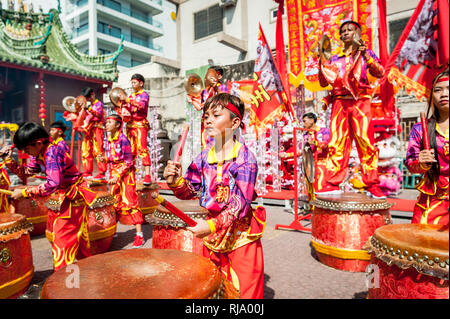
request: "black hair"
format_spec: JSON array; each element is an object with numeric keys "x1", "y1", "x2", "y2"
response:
[
  {"x1": 13, "y1": 122, "x2": 49, "y2": 150},
  {"x1": 424, "y1": 68, "x2": 449, "y2": 182},
  {"x1": 82, "y1": 87, "x2": 94, "y2": 98},
  {"x1": 339, "y1": 20, "x2": 361, "y2": 34},
  {"x1": 131, "y1": 73, "x2": 145, "y2": 84},
  {"x1": 302, "y1": 112, "x2": 317, "y2": 123},
  {"x1": 210, "y1": 66, "x2": 224, "y2": 77},
  {"x1": 50, "y1": 121, "x2": 68, "y2": 132},
  {"x1": 106, "y1": 113, "x2": 123, "y2": 125},
  {"x1": 203, "y1": 93, "x2": 245, "y2": 127}
]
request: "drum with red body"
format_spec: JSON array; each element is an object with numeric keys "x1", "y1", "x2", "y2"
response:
[
  {"x1": 117, "y1": 183, "x2": 159, "y2": 225},
  {"x1": 364, "y1": 223, "x2": 449, "y2": 299},
  {"x1": 311, "y1": 192, "x2": 392, "y2": 272},
  {"x1": 40, "y1": 248, "x2": 239, "y2": 299},
  {"x1": 0, "y1": 214, "x2": 34, "y2": 299},
  {"x1": 10, "y1": 186, "x2": 49, "y2": 237},
  {"x1": 147, "y1": 200, "x2": 208, "y2": 256},
  {"x1": 45, "y1": 191, "x2": 116, "y2": 255}
]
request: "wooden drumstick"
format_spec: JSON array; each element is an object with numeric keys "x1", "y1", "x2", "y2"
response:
[
  {"x1": 173, "y1": 124, "x2": 190, "y2": 163},
  {"x1": 89, "y1": 179, "x2": 108, "y2": 184},
  {"x1": 0, "y1": 189, "x2": 13, "y2": 196},
  {"x1": 150, "y1": 192, "x2": 197, "y2": 227},
  {"x1": 420, "y1": 112, "x2": 431, "y2": 150}
]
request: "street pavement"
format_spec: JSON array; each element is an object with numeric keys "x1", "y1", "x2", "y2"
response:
[{"x1": 18, "y1": 193, "x2": 411, "y2": 300}]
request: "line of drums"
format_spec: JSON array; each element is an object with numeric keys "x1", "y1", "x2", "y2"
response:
[
  {"x1": 0, "y1": 180, "x2": 239, "y2": 299},
  {"x1": 309, "y1": 192, "x2": 449, "y2": 299}
]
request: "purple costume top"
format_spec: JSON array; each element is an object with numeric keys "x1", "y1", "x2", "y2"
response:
[
  {"x1": 168, "y1": 137, "x2": 265, "y2": 252},
  {"x1": 104, "y1": 131, "x2": 134, "y2": 178},
  {"x1": 405, "y1": 122, "x2": 449, "y2": 198}
]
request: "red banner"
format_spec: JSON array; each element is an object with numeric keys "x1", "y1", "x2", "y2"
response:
[{"x1": 287, "y1": 0, "x2": 375, "y2": 91}]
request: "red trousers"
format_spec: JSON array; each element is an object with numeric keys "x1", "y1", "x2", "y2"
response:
[
  {"x1": 126, "y1": 120, "x2": 151, "y2": 166},
  {"x1": 322, "y1": 97, "x2": 379, "y2": 191},
  {"x1": 46, "y1": 195, "x2": 92, "y2": 271},
  {"x1": 82, "y1": 126, "x2": 107, "y2": 174},
  {"x1": 204, "y1": 240, "x2": 264, "y2": 299},
  {"x1": 412, "y1": 192, "x2": 449, "y2": 226},
  {"x1": 110, "y1": 165, "x2": 144, "y2": 225}
]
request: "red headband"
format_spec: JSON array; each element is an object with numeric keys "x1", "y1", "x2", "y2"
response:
[
  {"x1": 437, "y1": 77, "x2": 449, "y2": 83},
  {"x1": 106, "y1": 115, "x2": 123, "y2": 123},
  {"x1": 225, "y1": 102, "x2": 242, "y2": 120}
]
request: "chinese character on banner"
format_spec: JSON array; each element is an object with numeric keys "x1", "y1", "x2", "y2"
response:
[{"x1": 287, "y1": 0, "x2": 375, "y2": 92}]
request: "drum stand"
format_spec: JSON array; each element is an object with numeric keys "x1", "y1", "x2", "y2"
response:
[{"x1": 275, "y1": 128, "x2": 311, "y2": 233}]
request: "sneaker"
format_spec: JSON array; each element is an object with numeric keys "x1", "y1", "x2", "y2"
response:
[
  {"x1": 316, "y1": 189, "x2": 343, "y2": 196},
  {"x1": 82, "y1": 172, "x2": 92, "y2": 178},
  {"x1": 94, "y1": 173, "x2": 106, "y2": 179},
  {"x1": 366, "y1": 184, "x2": 387, "y2": 199},
  {"x1": 131, "y1": 235, "x2": 145, "y2": 249},
  {"x1": 143, "y1": 175, "x2": 152, "y2": 186}
]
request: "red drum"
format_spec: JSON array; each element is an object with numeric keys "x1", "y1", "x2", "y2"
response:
[
  {"x1": 10, "y1": 186, "x2": 49, "y2": 236},
  {"x1": 45, "y1": 191, "x2": 116, "y2": 255},
  {"x1": 117, "y1": 183, "x2": 159, "y2": 225},
  {"x1": 147, "y1": 200, "x2": 208, "y2": 256},
  {"x1": 364, "y1": 223, "x2": 449, "y2": 299},
  {"x1": 40, "y1": 248, "x2": 239, "y2": 299},
  {"x1": 0, "y1": 214, "x2": 34, "y2": 299},
  {"x1": 311, "y1": 192, "x2": 392, "y2": 272}
]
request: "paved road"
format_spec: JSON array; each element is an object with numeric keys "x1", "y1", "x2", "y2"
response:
[{"x1": 18, "y1": 194, "x2": 410, "y2": 300}]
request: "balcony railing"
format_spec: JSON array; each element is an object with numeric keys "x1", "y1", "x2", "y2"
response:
[
  {"x1": 96, "y1": 0, "x2": 163, "y2": 30},
  {"x1": 98, "y1": 29, "x2": 162, "y2": 52}
]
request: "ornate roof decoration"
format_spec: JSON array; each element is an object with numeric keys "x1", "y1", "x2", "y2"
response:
[{"x1": 0, "y1": 5, "x2": 123, "y2": 83}]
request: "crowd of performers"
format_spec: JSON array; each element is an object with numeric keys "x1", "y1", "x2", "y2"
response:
[{"x1": 0, "y1": 20, "x2": 448, "y2": 299}]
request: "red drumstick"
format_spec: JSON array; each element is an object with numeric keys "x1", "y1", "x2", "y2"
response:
[
  {"x1": 150, "y1": 192, "x2": 197, "y2": 227},
  {"x1": 420, "y1": 112, "x2": 430, "y2": 150},
  {"x1": 173, "y1": 124, "x2": 190, "y2": 163}
]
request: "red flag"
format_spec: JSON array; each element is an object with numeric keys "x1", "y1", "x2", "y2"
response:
[
  {"x1": 274, "y1": 0, "x2": 294, "y2": 120},
  {"x1": 381, "y1": 0, "x2": 448, "y2": 102},
  {"x1": 437, "y1": 0, "x2": 449, "y2": 66}
]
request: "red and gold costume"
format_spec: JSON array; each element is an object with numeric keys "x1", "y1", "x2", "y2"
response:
[
  {"x1": 3, "y1": 140, "x2": 96, "y2": 271},
  {"x1": 169, "y1": 137, "x2": 265, "y2": 299},
  {"x1": 303, "y1": 127, "x2": 331, "y2": 192},
  {"x1": 406, "y1": 123, "x2": 449, "y2": 226},
  {"x1": 81, "y1": 99, "x2": 107, "y2": 175},
  {"x1": 318, "y1": 48, "x2": 385, "y2": 192},
  {"x1": 104, "y1": 131, "x2": 144, "y2": 225},
  {"x1": 0, "y1": 163, "x2": 11, "y2": 214},
  {"x1": 124, "y1": 90, "x2": 151, "y2": 167}
]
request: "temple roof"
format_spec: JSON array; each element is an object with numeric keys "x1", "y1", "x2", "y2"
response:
[{"x1": 0, "y1": 6, "x2": 123, "y2": 83}]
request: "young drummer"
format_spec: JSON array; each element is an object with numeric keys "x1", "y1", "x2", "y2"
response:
[
  {"x1": 119, "y1": 74, "x2": 152, "y2": 185},
  {"x1": 405, "y1": 70, "x2": 449, "y2": 226},
  {"x1": 164, "y1": 93, "x2": 266, "y2": 299},
  {"x1": 0, "y1": 122, "x2": 96, "y2": 271},
  {"x1": 98, "y1": 114, "x2": 145, "y2": 248},
  {"x1": 49, "y1": 121, "x2": 69, "y2": 153}
]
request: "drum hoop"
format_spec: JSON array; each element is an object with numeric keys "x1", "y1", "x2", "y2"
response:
[
  {"x1": 312, "y1": 197, "x2": 392, "y2": 211},
  {"x1": 148, "y1": 210, "x2": 207, "y2": 228},
  {"x1": 45, "y1": 195, "x2": 116, "y2": 211},
  {"x1": 364, "y1": 235, "x2": 449, "y2": 280},
  {"x1": 0, "y1": 217, "x2": 33, "y2": 242}
]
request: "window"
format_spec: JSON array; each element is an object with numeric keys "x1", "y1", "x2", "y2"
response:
[
  {"x1": 194, "y1": 4, "x2": 223, "y2": 40},
  {"x1": 99, "y1": 48, "x2": 111, "y2": 55},
  {"x1": 98, "y1": 21, "x2": 121, "y2": 38},
  {"x1": 389, "y1": 18, "x2": 409, "y2": 54},
  {"x1": 97, "y1": 0, "x2": 121, "y2": 12},
  {"x1": 270, "y1": 7, "x2": 286, "y2": 23}
]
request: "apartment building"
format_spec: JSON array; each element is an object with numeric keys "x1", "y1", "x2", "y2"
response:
[{"x1": 60, "y1": 0, "x2": 176, "y2": 69}]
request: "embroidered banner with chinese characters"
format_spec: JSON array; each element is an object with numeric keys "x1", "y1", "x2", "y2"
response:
[{"x1": 287, "y1": 0, "x2": 375, "y2": 91}]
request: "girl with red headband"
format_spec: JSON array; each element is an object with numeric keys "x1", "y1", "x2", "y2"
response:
[
  {"x1": 405, "y1": 69, "x2": 449, "y2": 226},
  {"x1": 164, "y1": 93, "x2": 266, "y2": 299},
  {"x1": 97, "y1": 114, "x2": 145, "y2": 248}
]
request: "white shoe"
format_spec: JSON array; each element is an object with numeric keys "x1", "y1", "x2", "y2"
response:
[{"x1": 315, "y1": 189, "x2": 343, "y2": 196}]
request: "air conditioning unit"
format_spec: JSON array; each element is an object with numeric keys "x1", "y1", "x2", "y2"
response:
[{"x1": 219, "y1": 0, "x2": 237, "y2": 8}]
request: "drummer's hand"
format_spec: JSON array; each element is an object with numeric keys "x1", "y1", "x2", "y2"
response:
[
  {"x1": 186, "y1": 219, "x2": 211, "y2": 238},
  {"x1": 418, "y1": 149, "x2": 436, "y2": 167},
  {"x1": 164, "y1": 160, "x2": 182, "y2": 185},
  {"x1": 108, "y1": 176, "x2": 118, "y2": 185},
  {"x1": 11, "y1": 188, "x2": 24, "y2": 200},
  {"x1": 0, "y1": 146, "x2": 12, "y2": 159}
]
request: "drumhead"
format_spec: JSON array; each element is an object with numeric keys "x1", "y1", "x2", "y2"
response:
[
  {"x1": 365, "y1": 223, "x2": 449, "y2": 280},
  {"x1": 41, "y1": 249, "x2": 223, "y2": 299}
]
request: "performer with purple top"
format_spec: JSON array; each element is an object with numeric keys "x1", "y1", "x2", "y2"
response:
[
  {"x1": 0, "y1": 122, "x2": 97, "y2": 271},
  {"x1": 164, "y1": 93, "x2": 265, "y2": 299},
  {"x1": 405, "y1": 69, "x2": 449, "y2": 226},
  {"x1": 80, "y1": 87, "x2": 107, "y2": 179}
]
